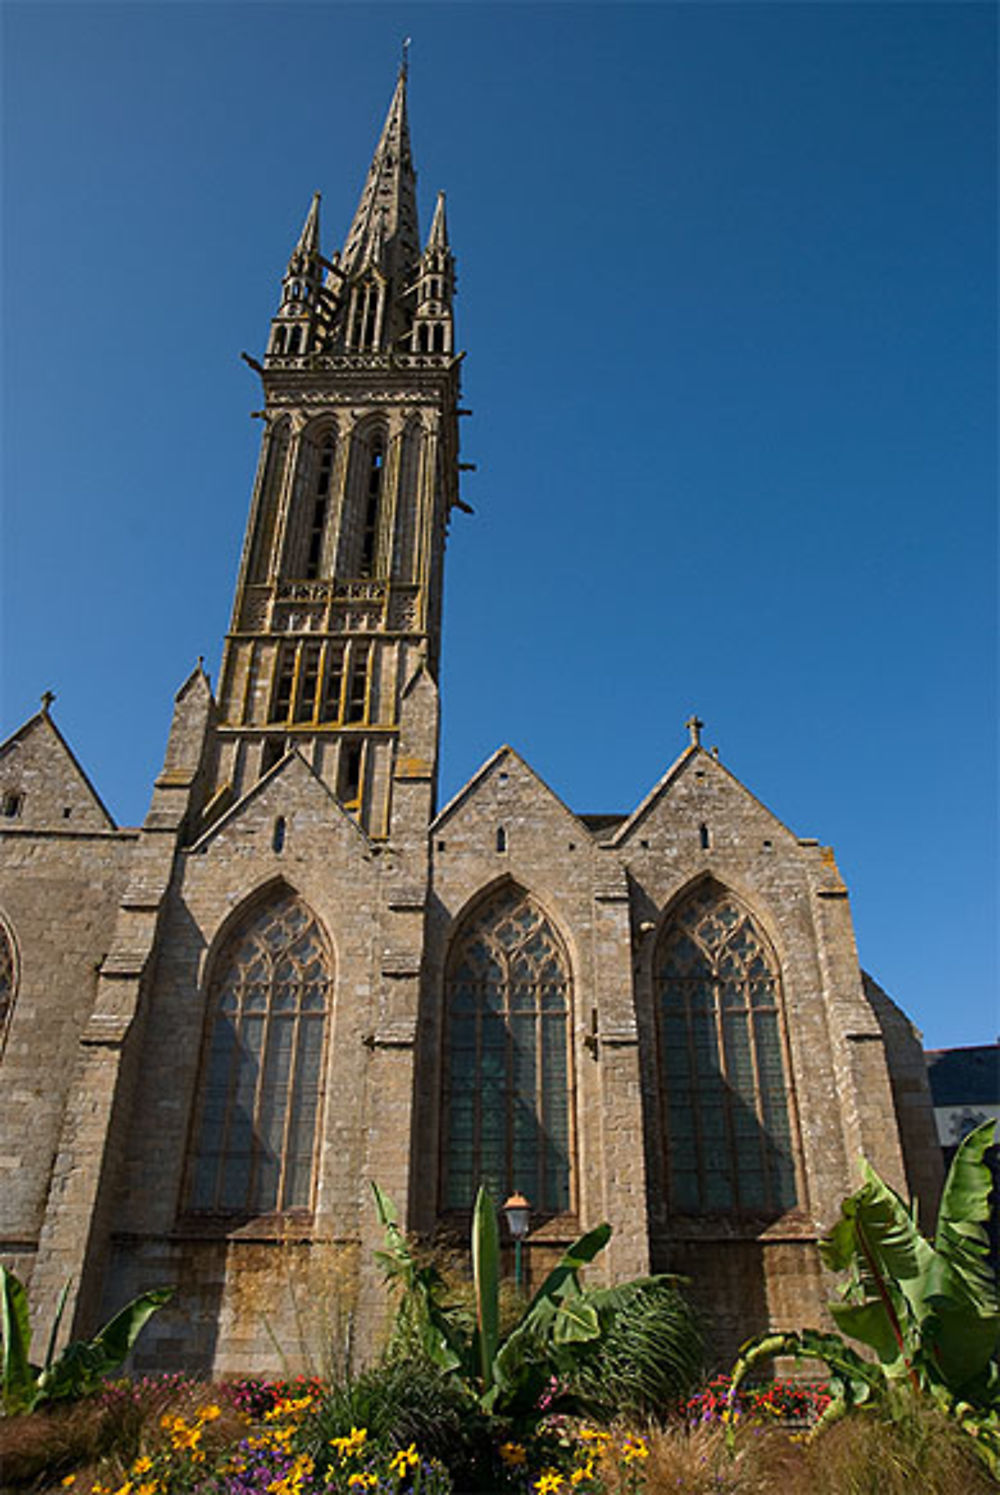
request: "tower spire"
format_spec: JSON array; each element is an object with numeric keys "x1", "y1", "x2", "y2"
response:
[{"x1": 341, "y1": 67, "x2": 419, "y2": 279}]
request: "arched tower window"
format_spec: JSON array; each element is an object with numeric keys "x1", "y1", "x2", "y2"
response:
[
  {"x1": 0, "y1": 919, "x2": 16, "y2": 1054},
  {"x1": 360, "y1": 442, "x2": 384, "y2": 576},
  {"x1": 304, "y1": 428, "x2": 336, "y2": 579},
  {"x1": 655, "y1": 880, "x2": 797, "y2": 1215},
  {"x1": 187, "y1": 889, "x2": 331, "y2": 1216},
  {"x1": 442, "y1": 884, "x2": 572, "y2": 1217}
]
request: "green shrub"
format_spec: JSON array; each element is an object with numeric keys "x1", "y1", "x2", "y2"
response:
[
  {"x1": 565, "y1": 1275, "x2": 704, "y2": 1422},
  {"x1": 300, "y1": 1357, "x2": 498, "y2": 1489}
]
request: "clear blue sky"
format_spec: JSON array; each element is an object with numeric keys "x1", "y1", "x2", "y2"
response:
[{"x1": 2, "y1": 2, "x2": 996, "y2": 1050}]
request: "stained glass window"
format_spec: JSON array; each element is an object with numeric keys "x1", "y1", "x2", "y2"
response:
[
  {"x1": 656, "y1": 880, "x2": 797, "y2": 1215},
  {"x1": 187, "y1": 891, "x2": 330, "y2": 1215},
  {"x1": 442, "y1": 885, "x2": 572, "y2": 1215},
  {"x1": 0, "y1": 921, "x2": 15, "y2": 1053}
]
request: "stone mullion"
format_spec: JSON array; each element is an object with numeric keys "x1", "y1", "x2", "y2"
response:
[
  {"x1": 269, "y1": 419, "x2": 306, "y2": 584},
  {"x1": 323, "y1": 424, "x2": 351, "y2": 579},
  {"x1": 379, "y1": 418, "x2": 405, "y2": 582}
]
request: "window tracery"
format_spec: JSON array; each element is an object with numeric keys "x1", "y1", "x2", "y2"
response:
[
  {"x1": 442, "y1": 885, "x2": 572, "y2": 1216},
  {"x1": 187, "y1": 890, "x2": 330, "y2": 1216},
  {"x1": 655, "y1": 880, "x2": 797, "y2": 1215},
  {"x1": 0, "y1": 921, "x2": 16, "y2": 1053}
]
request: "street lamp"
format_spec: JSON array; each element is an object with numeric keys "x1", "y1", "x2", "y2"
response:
[{"x1": 502, "y1": 1192, "x2": 531, "y2": 1294}]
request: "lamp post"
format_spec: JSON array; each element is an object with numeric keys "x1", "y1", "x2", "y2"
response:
[{"x1": 502, "y1": 1192, "x2": 531, "y2": 1294}]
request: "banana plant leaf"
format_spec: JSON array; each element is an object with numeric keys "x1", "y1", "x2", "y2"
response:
[{"x1": 1, "y1": 1266, "x2": 36, "y2": 1415}]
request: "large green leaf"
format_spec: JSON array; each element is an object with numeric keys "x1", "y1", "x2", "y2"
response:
[
  {"x1": 43, "y1": 1279, "x2": 71, "y2": 1373},
  {"x1": 86, "y1": 1288, "x2": 173, "y2": 1372},
  {"x1": 551, "y1": 1298, "x2": 600, "y2": 1345},
  {"x1": 829, "y1": 1299, "x2": 909, "y2": 1373},
  {"x1": 0, "y1": 1266, "x2": 36, "y2": 1415},
  {"x1": 491, "y1": 1221, "x2": 612, "y2": 1406},
  {"x1": 471, "y1": 1187, "x2": 500, "y2": 1395},
  {"x1": 521, "y1": 1222, "x2": 611, "y2": 1325},
  {"x1": 36, "y1": 1287, "x2": 174, "y2": 1404},
  {"x1": 935, "y1": 1120, "x2": 998, "y2": 1312}
]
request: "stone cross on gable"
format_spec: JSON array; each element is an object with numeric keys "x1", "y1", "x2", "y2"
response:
[{"x1": 685, "y1": 714, "x2": 704, "y2": 748}]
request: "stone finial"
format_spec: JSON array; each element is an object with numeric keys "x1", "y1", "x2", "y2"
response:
[
  {"x1": 685, "y1": 714, "x2": 704, "y2": 748},
  {"x1": 41, "y1": 690, "x2": 55, "y2": 715}
]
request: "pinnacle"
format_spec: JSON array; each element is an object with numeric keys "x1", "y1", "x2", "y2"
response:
[
  {"x1": 427, "y1": 191, "x2": 449, "y2": 251},
  {"x1": 296, "y1": 192, "x2": 321, "y2": 257}
]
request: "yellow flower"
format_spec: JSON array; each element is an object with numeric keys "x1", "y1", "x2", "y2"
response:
[
  {"x1": 500, "y1": 1442, "x2": 527, "y2": 1468},
  {"x1": 389, "y1": 1444, "x2": 420, "y2": 1477},
  {"x1": 621, "y1": 1436, "x2": 648, "y2": 1464},
  {"x1": 131, "y1": 1457, "x2": 153, "y2": 1476},
  {"x1": 348, "y1": 1474, "x2": 378, "y2": 1489},
  {"x1": 135, "y1": 1484, "x2": 160, "y2": 1495},
  {"x1": 61, "y1": 1479, "x2": 76, "y2": 1488},
  {"x1": 578, "y1": 1428, "x2": 609, "y2": 1445},
  {"x1": 535, "y1": 1471, "x2": 564, "y2": 1495},
  {"x1": 571, "y1": 1462, "x2": 595, "y2": 1485},
  {"x1": 331, "y1": 1426, "x2": 368, "y2": 1459},
  {"x1": 197, "y1": 1403, "x2": 223, "y2": 1423}
]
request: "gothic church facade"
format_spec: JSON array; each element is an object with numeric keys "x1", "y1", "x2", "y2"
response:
[{"x1": 0, "y1": 72, "x2": 942, "y2": 1374}]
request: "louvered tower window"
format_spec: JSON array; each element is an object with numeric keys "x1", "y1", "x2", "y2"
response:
[
  {"x1": 187, "y1": 891, "x2": 330, "y2": 1215},
  {"x1": 656, "y1": 880, "x2": 797, "y2": 1215},
  {"x1": 442, "y1": 885, "x2": 572, "y2": 1217}
]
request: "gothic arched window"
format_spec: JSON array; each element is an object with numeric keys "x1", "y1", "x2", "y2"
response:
[
  {"x1": 0, "y1": 919, "x2": 16, "y2": 1055},
  {"x1": 187, "y1": 890, "x2": 331, "y2": 1216},
  {"x1": 655, "y1": 880, "x2": 797, "y2": 1216},
  {"x1": 442, "y1": 885, "x2": 572, "y2": 1216}
]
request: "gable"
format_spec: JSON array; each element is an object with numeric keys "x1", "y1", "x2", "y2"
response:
[
  {"x1": 188, "y1": 749, "x2": 370, "y2": 859},
  {"x1": 611, "y1": 745, "x2": 799, "y2": 851},
  {"x1": 433, "y1": 745, "x2": 588, "y2": 840},
  {"x1": 0, "y1": 712, "x2": 116, "y2": 832}
]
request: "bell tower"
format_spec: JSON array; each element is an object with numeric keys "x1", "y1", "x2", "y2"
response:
[{"x1": 210, "y1": 64, "x2": 462, "y2": 837}]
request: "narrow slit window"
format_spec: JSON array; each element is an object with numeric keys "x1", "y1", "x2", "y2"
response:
[
  {"x1": 272, "y1": 816, "x2": 286, "y2": 853},
  {"x1": 496, "y1": 826, "x2": 507, "y2": 853},
  {"x1": 700, "y1": 823, "x2": 710, "y2": 849}
]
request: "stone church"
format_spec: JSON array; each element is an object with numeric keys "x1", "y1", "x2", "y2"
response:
[{"x1": 0, "y1": 69, "x2": 943, "y2": 1376}]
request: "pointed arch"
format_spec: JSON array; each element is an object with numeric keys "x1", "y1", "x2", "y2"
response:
[
  {"x1": 441, "y1": 881, "x2": 573, "y2": 1217},
  {"x1": 0, "y1": 914, "x2": 18, "y2": 1056},
  {"x1": 186, "y1": 885, "x2": 332, "y2": 1216},
  {"x1": 654, "y1": 877, "x2": 798, "y2": 1216}
]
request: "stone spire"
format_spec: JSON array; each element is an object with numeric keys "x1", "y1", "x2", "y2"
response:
[
  {"x1": 426, "y1": 190, "x2": 449, "y2": 251},
  {"x1": 340, "y1": 66, "x2": 420, "y2": 282},
  {"x1": 295, "y1": 191, "x2": 321, "y2": 259}
]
